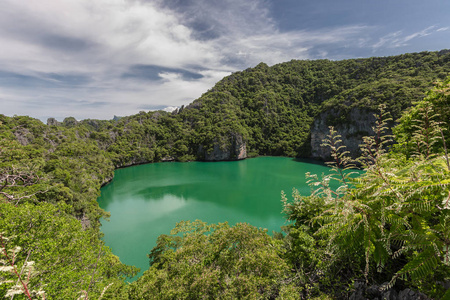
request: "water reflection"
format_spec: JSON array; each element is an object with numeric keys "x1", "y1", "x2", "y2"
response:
[{"x1": 98, "y1": 157, "x2": 334, "y2": 278}]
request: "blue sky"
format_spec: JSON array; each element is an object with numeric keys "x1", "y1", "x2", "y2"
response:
[{"x1": 0, "y1": 0, "x2": 449, "y2": 121}]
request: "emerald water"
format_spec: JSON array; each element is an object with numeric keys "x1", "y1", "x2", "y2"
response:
[{"x1": 97, "y1": 157, "x2": 332, "y2": 277}]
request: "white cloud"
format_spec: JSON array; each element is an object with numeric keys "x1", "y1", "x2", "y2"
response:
[
  {"x1": 0, "y1": 0, "x2": 219, "y2": 72},
  {"x1": 0, "y1": 0, "x2": 230, "y2": 120},
  {"x1": 222, "y1": 25, "x2": 371, "y2": 65},
  {"x1": 372, "y1": 31, "x2": 403, "y2": 49},
  {"x1": 403, "y1": 26, "x2": 436, "y2": 43},
  {"x1": 372, "y1": 25, "x2": 447, "y2": 50},
  {"x1": 162, "y1": 106, "x2": 178, "y2": 112},
  {"x1": 0, "y1": 0, "x2": 392, "y2": 120}
]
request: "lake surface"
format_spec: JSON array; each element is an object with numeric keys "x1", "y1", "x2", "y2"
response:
[{"x1": 97, "y1": 156, "x2": 333, "y2": 278}]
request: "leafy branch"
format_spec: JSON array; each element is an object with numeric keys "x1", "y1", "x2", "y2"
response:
[
  {"x1": 0, "y1": 233, "x2": 45, "y2": 299},
  {"x1": 0, "y1": 166, "x2": 48, "y2": 206}
]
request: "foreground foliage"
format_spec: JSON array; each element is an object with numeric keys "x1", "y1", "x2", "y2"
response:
[
  {"x1": 0, "y1": 203, "x2": 138, "y2": 299},
  {"x1": 130, "y1": 221, "x2": 299, "y2": 299},
  {"x1": 283, "y1": 79, "x2": 450, "y2": 299}
]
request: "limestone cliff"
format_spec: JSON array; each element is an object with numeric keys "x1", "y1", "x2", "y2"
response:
[
  {"x1": 46, "y1": 118, "x2": 60, "y2": 126},
  {"x1": 199, "y1": 133, "x2": 247, "y2": 161},
  {"x1": 12, "y1": 127, "x2": 33, "y2": 146},
  {"x1": 311, "y1": 107, "x2": 377, "y2": 160}
]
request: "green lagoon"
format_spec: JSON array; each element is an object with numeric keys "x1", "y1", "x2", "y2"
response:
[{"x1": 97, "y1": 156, "x2": 332, "y2": 277}]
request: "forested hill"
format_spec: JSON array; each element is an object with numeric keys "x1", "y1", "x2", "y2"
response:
[
  {"x1": 179, "y1": 50, "x2": 450, "y2": 159},
  {"x1": 55, "y1": 50, "x2": 450, "y2": 165}
]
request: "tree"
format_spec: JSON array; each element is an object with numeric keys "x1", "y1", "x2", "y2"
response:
[
  {"x1": 130, "y1": 220, "x2": 299, "y2": 299},
  {"x1": 0, "y1": 202, "x2": 138, "y2": 299}
]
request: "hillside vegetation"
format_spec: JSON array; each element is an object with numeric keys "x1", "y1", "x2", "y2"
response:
[
  {"x1": 1, "y1": 51, "x2": 449, "y2": 299},
  {"x1": 46, "y1": 50, "x2": 450, "y2": 164}
]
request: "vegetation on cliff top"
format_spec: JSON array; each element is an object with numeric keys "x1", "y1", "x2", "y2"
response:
[{"x1": 13, "y1": 50, "x2": 450, "y2": 166}]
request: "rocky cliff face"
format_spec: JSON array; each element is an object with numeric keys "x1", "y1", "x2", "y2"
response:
[
  {"x1": 349, "y1": 281, "x2": 431, "y2": 300},
  {"x1": 13, "y1": 127, "x2": 33, "y2": 146},
  {"x1": 311, "y1": 107, "x2": 376, "y2": 160},
  {"x1": 47, "y1": 118, "x2": 60, "y2": 126},
  {"x1": 200, "y1": 133, "x2": 247, "y2": 161}
]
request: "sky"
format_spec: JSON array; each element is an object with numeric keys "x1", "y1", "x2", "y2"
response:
[{"x1": 1, "y1": 0, "x2": 449, "y2": 122}]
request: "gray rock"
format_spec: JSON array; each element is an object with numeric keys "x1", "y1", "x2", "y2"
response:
[
  {"x1": 46, "y1": 117, "x2": 60, "y2": 126},
  {"x1": 161, "y1": 156, "x2": 175, "y2": 162},
  {"x1": 200, "y1": 133, "x2": 247, "y2": 161},
  {"x1": 310, "y1": 107, "x2": 377, "y2": 160},
  {"x1": 349, "y1": 281, "x2": 366, "y2": 300},
  {"x1": 13, "y1": 127, "x2": 33, "y2": 146},
  {"x1": 349, "y1": 283, "x2": 431, "y2": 300},
  {"x1": 395, "y1": 288, "x2": 430, "y2": 300},
  {"x1": 381, "y1": 289, "x2": 397, "y2": 300}
]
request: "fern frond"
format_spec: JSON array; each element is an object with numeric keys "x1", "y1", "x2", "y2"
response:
[{"x1": 396, "y1": 249, "x2": 439, "y2": 281}]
